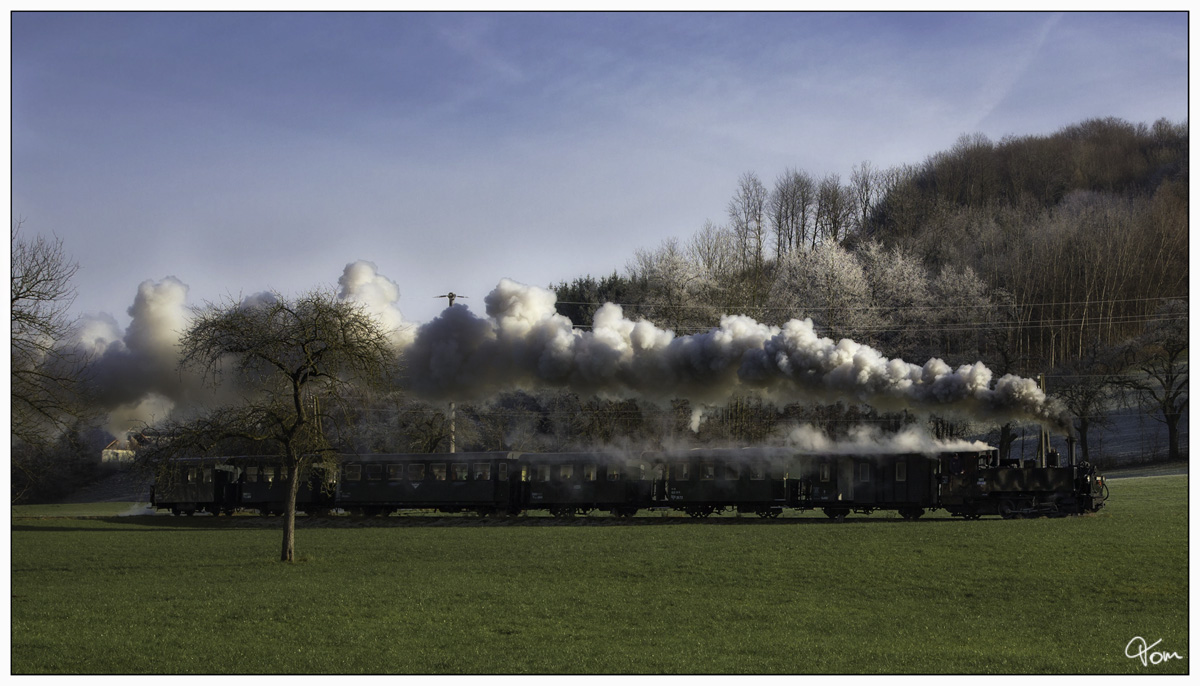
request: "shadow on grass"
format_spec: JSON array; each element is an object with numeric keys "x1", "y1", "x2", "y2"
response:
[{"x1": 12, "y1": 512, "x2": 994, "y2": 532}]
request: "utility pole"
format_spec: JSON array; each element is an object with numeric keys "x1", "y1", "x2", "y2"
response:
[
  {"x1": 1037, "y1": 374, "x2": 1049, "y2": 468},
  {"x1": 434, "y1": 292, "x2": 467, "y2": 454},
  {"x1": 435, "y1": 292, "x2": 468, "y2": 308}
]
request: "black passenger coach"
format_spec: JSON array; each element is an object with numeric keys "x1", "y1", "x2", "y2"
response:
[{"x1": 152, "y1": 446, "x2": 1107, "y2": 520}]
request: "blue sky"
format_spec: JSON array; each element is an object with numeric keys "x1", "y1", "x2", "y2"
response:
[{"x1": 11, "y1": 11, "x2": 1189, "y2": 327}]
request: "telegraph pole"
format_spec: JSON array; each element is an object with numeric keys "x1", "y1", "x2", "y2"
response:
[{"x1": 434, "y1": 292, "x2": 467, "y2": 454}]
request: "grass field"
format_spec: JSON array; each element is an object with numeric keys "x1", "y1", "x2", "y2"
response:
[{"x1": 10, "y1": 475, "x2": 1188, "y2": 674}]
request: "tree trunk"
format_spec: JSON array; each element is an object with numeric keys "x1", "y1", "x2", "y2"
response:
[
  {"x1": 281, "y1": 463, "x2": 302, "y2": 562},
  {"x1": 1165, "y1": 411, "x2": 1181, "y2": 461}
]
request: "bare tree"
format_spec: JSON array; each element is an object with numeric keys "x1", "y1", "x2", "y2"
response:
[
  {"x1": 727, "y1": 172, "x2": 768, "y2": 302},
  {"x1": 11, "y1": 223, "x2": 83, "y2": 446},
  {"x1": 849, "y1": 161, "x2": 879, "y2": 234},
  {"x1": 1050, "y1": 341, "x2": 1123, "y2": 464},
  {"x1": 814, "y1": 174, "x2": 853, "y2": 246},
  {"x1": 170, "y1": 289, "x2": 396, "y2": 562},
  {"x1": 1120, "y1": 300, "x2": 1188, "y2": 461}
]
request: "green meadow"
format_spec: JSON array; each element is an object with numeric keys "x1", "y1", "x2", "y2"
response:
[{"x1": 10, "y1": 475, "x2": 1188, "y2": 674}]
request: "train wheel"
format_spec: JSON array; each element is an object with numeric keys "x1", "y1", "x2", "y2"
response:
[
  {"x1": 823, "y1": 507, "x2": 850, "y2": 520},
  {"x1": 170, "y1": 506, "x2": 180, "y2": 517},
  {"x1": 998, "y1": 500, "x2": 1019, "y2": 519}
]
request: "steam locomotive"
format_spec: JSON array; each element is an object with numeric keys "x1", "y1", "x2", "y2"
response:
[{"x1": 150, "y1": 444, "x2": 1107, "y2": 520}]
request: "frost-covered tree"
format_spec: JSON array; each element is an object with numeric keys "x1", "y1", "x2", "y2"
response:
[
  {"x1": 857, "y1": 240, "x2": 930, "y2": 351},
  {"x1": 770, "y1": 242, "x2": 874, "y2": 336},
  {"x1": 929, "y1": 264, "x2": 994, "y2": 359},
  {"x1": 628, "y1": 237, "x2": 709, "y2": 330}
]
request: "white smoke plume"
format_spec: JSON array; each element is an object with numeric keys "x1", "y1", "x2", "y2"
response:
[
  {"x1": 69, "y1": 267, "x2": 1068, "y2": 439},
  {"x1": 402, "y1": 278, "x2": 1072, "y2": 432},
  {"x1": 65, "y1": 262, "x2": 414, "y2": 438},
  {"x1": 785, "y1": 423, "x2": 991, "y2": 454},
  {"x1": 337, "y1": 260, "x2": 415, "y2": 350},
  {"x1": 65, "y1": 277, "x2": 204, "y2": 436}
]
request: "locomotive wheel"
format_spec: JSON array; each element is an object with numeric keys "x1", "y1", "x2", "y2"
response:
[{"x1": 998, "y1": 500, "x2": 1019, "y2": 520}]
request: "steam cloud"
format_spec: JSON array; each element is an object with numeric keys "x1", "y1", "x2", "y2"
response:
[
  {"x1": 785, "y1": 423, "x2": 992, "y2": 454},
  {"x1": 69, "y1": 264, "x2": 1069, "y2": 438},
  {"x1": 403, "y1": 278, "x2": 1071, "y2": 432}
]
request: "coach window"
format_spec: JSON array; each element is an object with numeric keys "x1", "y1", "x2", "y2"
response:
[
  {"x1": 186, "y1": 468, "x2": 197, "y2": 484},
  {"x1": 431, "y1": 463, "x2": 447, "y2": 481},
  {"x1": 245, "y1": 466, "x2": 258, "y2": 483},
  {"x1": 366, "y1": 464, "x2": 383, "y2": 481},
  {"x1": 673, "y1": 463, "x2": 689, "y2": 481},
  {"x1": 608, "y1": 465, "x2": 621, "y2": 481},
  {"x1": 498, "y1": 463, "x2": 508, "y2": 481},
  {"x1": 559, "y1": 465, "x2": 574, "y2": 480},
  {"x1": 724, "y1": 463, "x2": 739, "y2": 480},
  {"x1": 387, "y1": 464, "x2": 404, "y2": 481},
  {"x1": 859, "y1": 463, "x2": 870, "y2": 482},
  {"x1": 452, "y1": 464, "x2": 468, "y2": 481},
  {"x1": 407, "y1": 464, "x2": 425, "y2": 481},
  {"x1": 264, "y1": 467, "x2": 276, "y2": 485},
  {"x1": 750, "y1": 464, "x2": 765, "y2": 481},
  {"x1": 820, "y1": 463, "x2": 830, "y2": 482},
  {"x1": 896, "y1": 462, "x2": 907, "y2": 482},
  {"x1": 473, "y1": 463, "x2": 490, "y2": 480},
  {"x1": 584, "y1": 465, "x2": 597, "y2": 481},
  {"x1": 701, "y1": 463, "x2": 715, "y2": 481},
  {"x1": 343, "y1": 465, "x2": 361, "y2": 482},
  {"x1": 202, "y1": 468, "x2": 213, "y2": 484}
]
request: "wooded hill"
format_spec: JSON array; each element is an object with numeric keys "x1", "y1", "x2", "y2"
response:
[{"x1": 550, "y1": 117, "x2": 1187, "y2": 461}]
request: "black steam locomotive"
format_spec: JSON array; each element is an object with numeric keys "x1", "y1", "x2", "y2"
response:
[{"x1": 150, "y1": 444, "x2": 1107, "y2": 520}]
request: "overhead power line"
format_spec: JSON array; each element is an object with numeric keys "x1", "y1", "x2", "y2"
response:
[{"x1": 554, "y1": 294, "x2": 1187, "y2": 314}]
